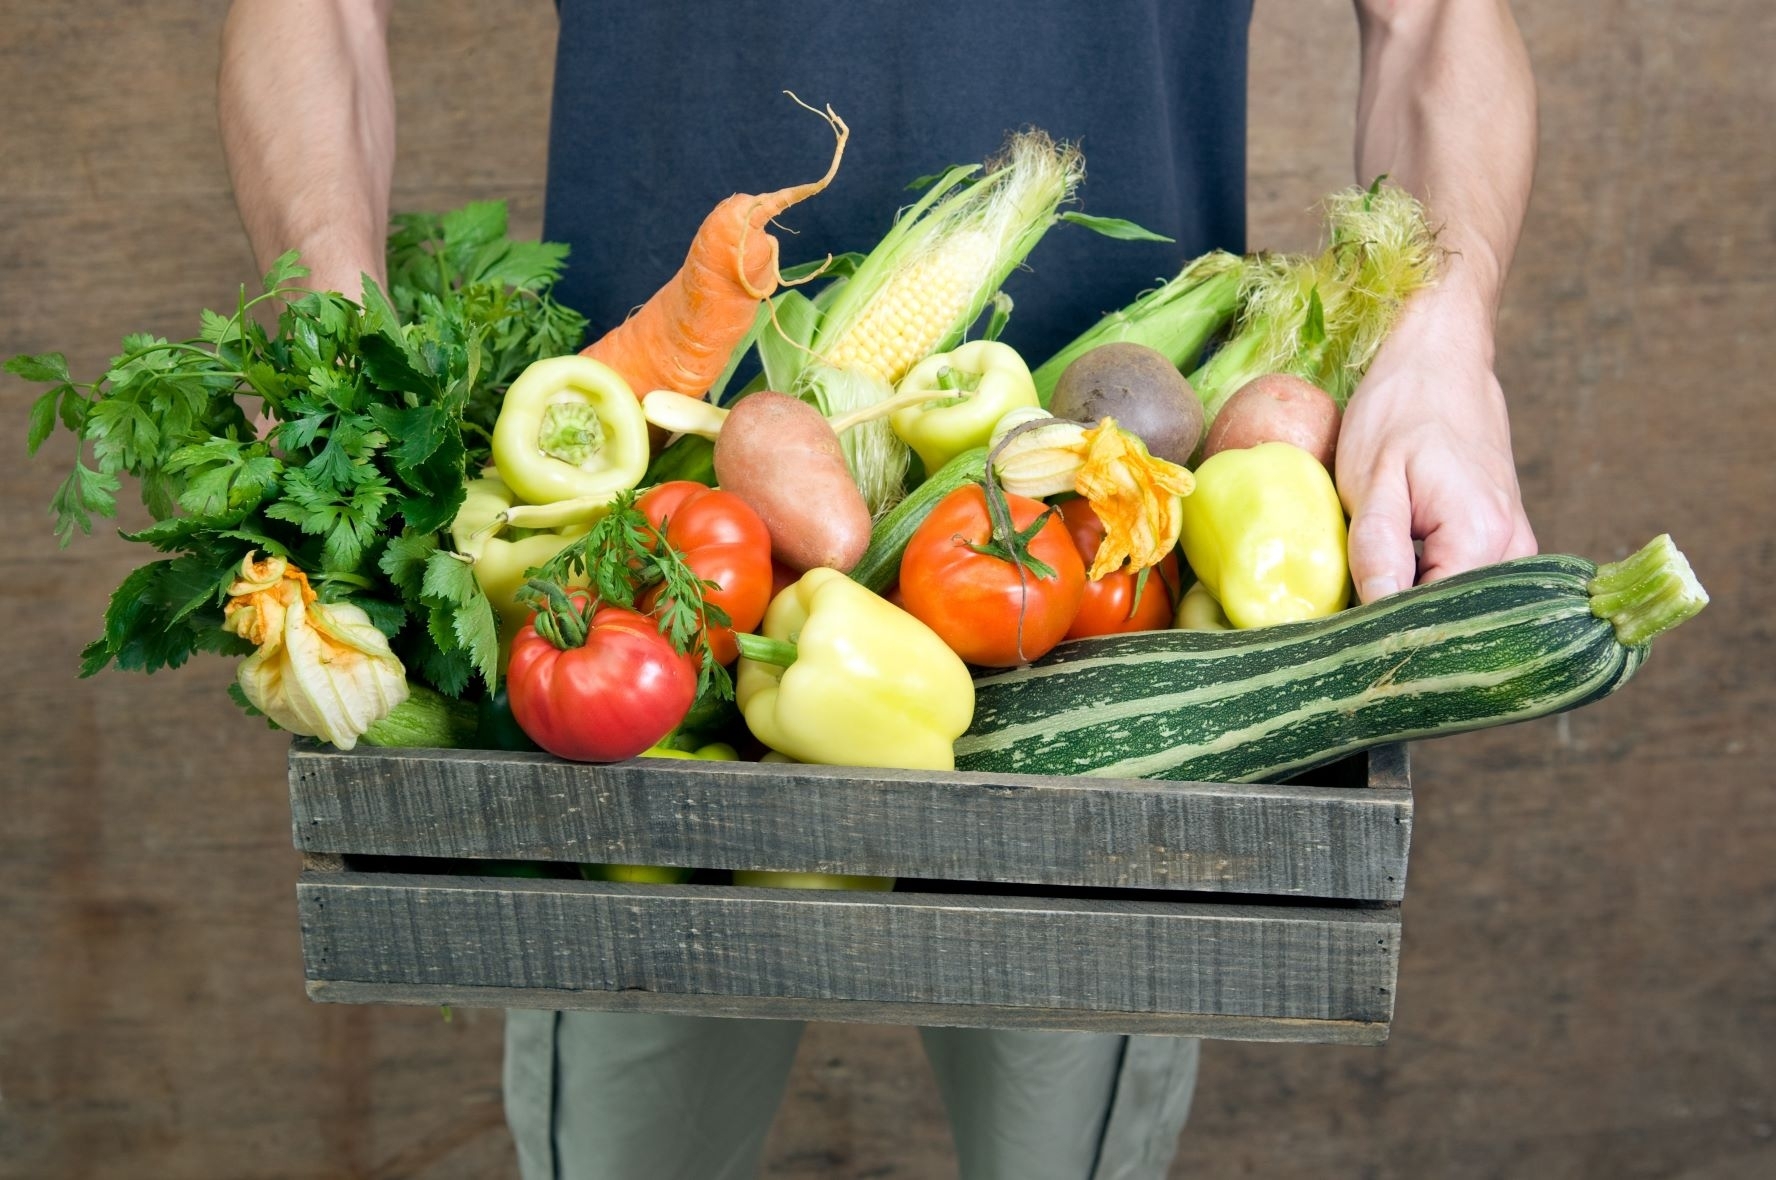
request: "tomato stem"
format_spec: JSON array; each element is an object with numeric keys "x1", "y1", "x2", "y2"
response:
[{"x1": 522, "y1": 578, "x2": 595, "y2": 650}]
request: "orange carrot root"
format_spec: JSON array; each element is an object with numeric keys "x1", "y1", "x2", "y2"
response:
[{"x1": 582, "y1": 100, "x2": 848, "y2": 402}]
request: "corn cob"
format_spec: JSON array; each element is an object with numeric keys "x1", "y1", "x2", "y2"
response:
[{"x1": 805, "y1": 130, "x2": 1084, "y2": 512}]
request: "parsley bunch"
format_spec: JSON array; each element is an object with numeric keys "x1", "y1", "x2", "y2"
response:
[{"x1": 11, "y1": 201, "x2": 587, "y2": 702}]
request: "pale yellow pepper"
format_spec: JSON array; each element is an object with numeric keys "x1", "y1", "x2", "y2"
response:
[
  {"x1": 1179, "y1": 441, "x2": 1349, "y2": 628},
  {"x1": 450, "y1": 474, "x2": 592, "y2": 646},
  {"x1": 735, "y1": 568, "x2": 973, "y2": 772}
]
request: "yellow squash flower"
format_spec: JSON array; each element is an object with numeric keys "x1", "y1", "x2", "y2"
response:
[{"x1": 223, "y1": 552, "x2": 408, "y2": 749}]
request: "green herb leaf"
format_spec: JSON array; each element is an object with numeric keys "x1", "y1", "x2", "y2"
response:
[
  {"x1": 442, "y1": 201, "x2": 508, "y2": 256},
  {"x1": 369, "y1": 402, "x2": 450, "y2": 470},
  {"x1": 379, "y1": 528, "x2": 440, "y2": 599},
  {"x1": 421, "y1": 550, "x2": 500, "y2": 692},
  {"x1": 6, "y1": 352, "x2": 72, "y2": 384},
  {"x1": 50, "y1": 460, "x2": 120, "y2": 544},
  {"x1": 264, "y1": 466, "x2": 396, "y2": 572},
  {"x1": 199, "y1": 308, "x2": 245, "y2": 346},
  {"x1": 262, "y1": 251, "x2": 308, "y2": 293},
  {"x1": 27, "y1": 388, "x2": 61, "y2": 455}
]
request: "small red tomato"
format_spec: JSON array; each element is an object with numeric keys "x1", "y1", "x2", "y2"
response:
[
  {"x1": 637, "y1": 481, "x2": 774, "y2": 665},
  {"x1": 1059, "y1": 498, "x2": 1181, "y2": 638},
  {"x1": 899, "y1": 484, "x2": 1085, "y2": 667},
  {"x1": 508, "y1": 596, "x2": 698, "y2": 762}
]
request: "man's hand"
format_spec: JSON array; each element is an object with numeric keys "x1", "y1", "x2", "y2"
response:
[
  {"x1": 1347, "y1": 0, "x2": 1539, "y2": 600},
  {"x1": 1336, "y1": 278, "x2": 1536, "y2": 602}
]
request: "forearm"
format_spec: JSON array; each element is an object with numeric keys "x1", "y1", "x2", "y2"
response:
[
  {"x1": 219, "y1": 0, "x2": 395, "y2": 298},
  {"x1": 1338, "y1": 1, "x2": 1538, "y2": 598},
  {"x1": 1354, "y1": 0, "x2": 1536, "y2": 323}
]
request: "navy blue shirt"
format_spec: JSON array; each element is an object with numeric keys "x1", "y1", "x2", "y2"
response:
[{"x1": 544, "y1": 1, "x2": 1253, "y2": 358}]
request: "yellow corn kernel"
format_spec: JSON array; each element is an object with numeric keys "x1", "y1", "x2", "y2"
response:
[{"x1": 824, "y1": 230, "x2": 994, "y2": 385}]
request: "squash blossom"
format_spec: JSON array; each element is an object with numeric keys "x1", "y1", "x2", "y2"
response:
[
  {"x1": 994, "y1": 413, "x2": 1196, "y2": 578},
  {"x1": 223, "y1": 552, "x2": 409, "y2": 749}
]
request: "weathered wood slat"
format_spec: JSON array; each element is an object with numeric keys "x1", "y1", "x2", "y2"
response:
[
  {"x1": 304, "y1": 980, "x2": 1393, "y2": 1045},
  {"x1": 298, "y1": 873, "x2": 1400, "y2": 1030},
  {"x1": 289, "y1": 743, "x2": 1411, "y2": 900}
]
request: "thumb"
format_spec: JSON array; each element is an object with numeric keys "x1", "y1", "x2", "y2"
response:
[{"x1": 1345, "y1": 473, "x2": 1417, "y2": 603}]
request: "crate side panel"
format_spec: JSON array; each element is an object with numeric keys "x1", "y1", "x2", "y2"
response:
[
  {"x1": 289, "y1": 744, "x2": 1411, "y2": 900},
  {"x1": 303, "y1": 981, "x2": 1393, "y2": 1045},
  {"x1": 298, "y1": 874, "x2": 1400, "y2": 1024}
]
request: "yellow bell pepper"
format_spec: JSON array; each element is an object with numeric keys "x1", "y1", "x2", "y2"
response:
[
  {"x1": 890, "y1": 340, "x2": 1041, "y2": 473},
  {"x1": 734, "y1": 568, "x2": 973, "y2": 771},
  {"x1": 449, "y1": 474, "x2": 591, "y2": 645},
  {"x1": 1179, "y1": 441, "x2": 1350, "y2": 628}
]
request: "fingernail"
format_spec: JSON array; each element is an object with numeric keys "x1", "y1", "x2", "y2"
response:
[{"x1": 1360, "y1": 575, "x2": 1400, "y2": 602}]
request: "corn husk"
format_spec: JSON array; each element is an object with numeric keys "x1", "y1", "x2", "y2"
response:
[
  {"x1": 1190, "y1": 181, "x2": 1442, "y2": 422},
  {"x1": 806, "y1": 130, "x2": 1085, "y2": 512}
]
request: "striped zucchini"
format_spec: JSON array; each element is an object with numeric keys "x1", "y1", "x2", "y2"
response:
[
  {"x1": 956, "y1": 535, "x2": 1706, "y2": 783},
  {"x1": 850, "y1": 446, "x2": 988, "y2": 593}
]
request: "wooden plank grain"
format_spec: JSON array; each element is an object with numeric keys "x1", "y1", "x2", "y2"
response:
[
  {"x1": 297, "y1": 873, "x2": 1400, "y2": 1031},
  {"x1": 289, "y1": 743, "x2": 1411, "y2": 900},
  {"x1": 304, "y1": 981, "x2": 1393, "y2": 1046}
]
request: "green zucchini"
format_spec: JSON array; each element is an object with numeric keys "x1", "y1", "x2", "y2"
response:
[
  {"x1": 849, "y1": 446, "x2": 988, "y2": 592},
  {"x1": 362, "y1": 683, "x2": 480, "y2": 749},
  {"x1": 956, "y1": 535, "x2": 1706, "y2": 783}
]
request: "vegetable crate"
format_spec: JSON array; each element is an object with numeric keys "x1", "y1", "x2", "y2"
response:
[{"x1": 291, "y1": 740, "x2": 1411, "y2": 1045}]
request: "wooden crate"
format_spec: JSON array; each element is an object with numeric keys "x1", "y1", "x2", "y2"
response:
[{"x1": 291, "y1": 741, "x2": 1411, "y2": 1045}]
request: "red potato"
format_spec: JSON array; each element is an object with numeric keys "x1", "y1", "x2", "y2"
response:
[
  {"x1": 713, "y1": 391, "x2": 873, "y2": 572},
  {"x1": 1202, "y1": 373, "x2": 1341, "y2": 469}
]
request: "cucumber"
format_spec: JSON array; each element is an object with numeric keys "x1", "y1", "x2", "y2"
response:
[
  {"x1": 956, "y1": 536, "x2": 1706, "y2": 783},
  {"x1": 849, "y1": 446, "x2": 988, "y2": 593}
]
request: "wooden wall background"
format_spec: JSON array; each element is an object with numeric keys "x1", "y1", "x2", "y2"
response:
[{"x1": 2, "y1": 2, "x2": 1770, "y2": 1176}]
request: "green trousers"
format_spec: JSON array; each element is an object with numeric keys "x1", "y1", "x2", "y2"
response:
[{"x1": 505, "y1": 1010, "x2": 1199, "y2": 1180}]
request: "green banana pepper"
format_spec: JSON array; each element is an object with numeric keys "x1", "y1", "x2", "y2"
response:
[{"x1": 890, "y1": 341, "x2": 1040, "y2": 473}]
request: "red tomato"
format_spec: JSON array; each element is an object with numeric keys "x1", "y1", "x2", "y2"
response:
[
  {"x1": 637, "y1": 481, "x2": 774, "y2": 665},
  {"x1": 899, "y1": 484, "x2": 1085, "y2": 667},
  {"x1": 1059, "y1": 498, "x2": 1181, "y2": 638},
  {"x1": 508, "y1": 597, "x2": 698, "y2": 762}
]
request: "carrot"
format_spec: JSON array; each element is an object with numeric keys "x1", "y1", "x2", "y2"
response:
[{"x1": 582, "y1": 102, "x2": 848, "y2": 401}]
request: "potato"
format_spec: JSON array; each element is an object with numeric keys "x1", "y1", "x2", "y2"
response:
[
  {"x1": 1202, "y1": 373, "x2": 1340, "y2": 469},
  {"x1": 1050, "y1": 342, "x2": 1203, "y2": 465},
  {"x1": 714, "y1": 391, "x2": 872, "y2": 572}
]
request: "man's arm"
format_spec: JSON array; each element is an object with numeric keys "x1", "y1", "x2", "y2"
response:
[
  {"x1": 219, "y1": 0, "x2": 396, "y2": 299},
  {"x1": 1338, "y1": 0, "x2": 1539, "y2": 600}
]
